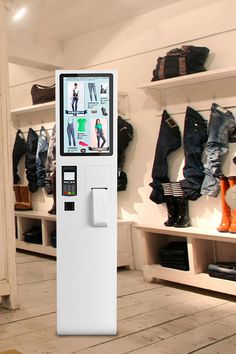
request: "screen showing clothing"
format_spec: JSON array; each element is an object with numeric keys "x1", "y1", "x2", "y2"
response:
[{"x1": 60, "y1": 74, "x2": 113, "y2": 155}]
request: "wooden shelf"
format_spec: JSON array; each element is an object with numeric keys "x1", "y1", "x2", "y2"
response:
[
  {"x1": 16, "y1": 239, "x2": 56, "y2": 257},
  {"x1": 136, "y1": 225, "x2": 236, "y2": 243},
  {"x1": 138, "y1": 224, "x2": 236, "y2": 296},
  {"x1": 15, "y1": 210, "x2": 56, "y2": 221},
  {"x1": 143, "y1": 264, "x2": 236, "y2": 296},
  {"x1": 11, "y1": 101, "x2": 55, "y2": 116},
  {"x1": 138, "y1": 66, "x2": 236, "y2": 91}
]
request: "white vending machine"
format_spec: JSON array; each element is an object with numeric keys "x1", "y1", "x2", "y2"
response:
[{"x1": 56, "y1": 71, "x2": 117, "y2": 335}]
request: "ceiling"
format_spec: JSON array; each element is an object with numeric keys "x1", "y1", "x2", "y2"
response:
[{"x1": 8, "y1": 0, "x2": 182, "y2": 41}]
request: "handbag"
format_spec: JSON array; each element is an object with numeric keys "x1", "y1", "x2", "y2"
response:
[
  {"x1": 31, "y1": 83, "x2": 55, "y2": 105},
  {"x1": 151, "y1": 45, "x2": 210, "y2": 81}
]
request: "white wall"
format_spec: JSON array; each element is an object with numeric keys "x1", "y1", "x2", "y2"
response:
[{"x1": 9, "y1": 0, "x2": 236, "y2": 269}]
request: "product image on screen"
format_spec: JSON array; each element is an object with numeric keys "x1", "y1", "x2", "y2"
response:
[{"x1": 60, "y1": 74, "x2": 113, "y2": 156}]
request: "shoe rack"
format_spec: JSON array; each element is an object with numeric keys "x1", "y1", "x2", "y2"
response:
[
  {"x1": 138, "y1": 66, "x2": 236, "y2": 295},
  {"x1": 11, "y1": 98, "x2": 134, "y2": 269},
  {"x1": 136, "y1": 225, "x2": 236, "y2": 296}
]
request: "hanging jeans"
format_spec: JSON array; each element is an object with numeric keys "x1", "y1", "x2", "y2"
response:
[
  {"x1": 201, "y1": 103, "x2": 236, "y2": 197},
  {"x1": 25, "y1": 128, "x2": 38, "y2": 193},
  {"x1": 149, "y1": 110, "x2": 181, "y2": 204},
  {"x1": 44, "y1": 124, "x2": 56, "y2": 194},
  {"x1": 12, "y1": 129, "x2": 26, "y2": 184},
  {"x1": 36, "y1": 127, "x2": 49, "y2": 187},
  {"x1": 71, "y1": 96, "x2": 78, "y2": 113},
  {"x1": 180, "y1": 106, "x2": 208, "y2": 200},
  {"x1": 97, "y1": 130, "x2": 106, "y2": 148},
  {"x1": 88, "y1": 83, "x2": 97, "y2": 101},
  {"x1": 67, "y1": 122, "x2": 76, "y2": 146}
]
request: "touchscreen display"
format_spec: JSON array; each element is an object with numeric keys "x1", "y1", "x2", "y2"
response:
[
  {"x1": 64, "y1": 172, "x2": 75, "y2": 181},
  {"x1": 60, "y1": 74, "x2": 113, "y2": 156}
]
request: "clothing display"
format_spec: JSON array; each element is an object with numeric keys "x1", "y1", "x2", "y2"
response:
[
  {"x1": 25, "y1": 128, "x2": 39, "y2": 193},
  {"x1": 150, "y1": 110, "x2": 181, "y2": 205},
  {"x1": 159, "y1": 242, "x2": 189, "y2": 271},
  {"x1": 77, "y1": 118, "x2": 87, "y2": 132},
  {"x1": 44, "y1": 124, "x2": 56, "y2": 194},
  {"x1": 12, "y1": 129, "x2": 26, "y2": 184},
  {"x1": 88, "y1": 82, "x2": 97, "y2": 101},
  {"x1": 36, "y1": 126, "x2": 49, "y2": 187},
  {"x1": 180, "y1": 107, "x2": 208, "y2": 200},
  {"x1": 201, "y1": 103, "x2": 236, "y2": 197},
  {"x1": 67, "y1": 122, "x2": 76, "y2": 146}
]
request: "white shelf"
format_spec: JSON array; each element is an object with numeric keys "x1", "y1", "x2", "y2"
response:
[
  {"x1": 15, "y1": 210, "x2": 56, "y2": 221},
  {"x1": 136, "y1": 225, "x2": 236, "y2": 243},
  {"x1": 11, "y1": 101, "x2": 55, "y2": 116},
  {"x1": 16, "y1": 239, "x2": 56, "y2": 257},
  {"x1": 143, "y1": 265, "x2": 236, "y2": 296},
  {"x1": 138, "y1": 66, "x2": 236, "y2": 91}
]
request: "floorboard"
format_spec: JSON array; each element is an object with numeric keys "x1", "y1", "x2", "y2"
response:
[{"x1": 0, "y1": 252, "x2": 235, "y2": 354}]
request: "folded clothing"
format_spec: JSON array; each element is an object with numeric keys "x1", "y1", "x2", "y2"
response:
[
  {"x1": 23, "y1": 226, "x2": 42, "y2": 244},
  {"x1": 159, "y1": 241, "x2": 189, "y2": 271}
]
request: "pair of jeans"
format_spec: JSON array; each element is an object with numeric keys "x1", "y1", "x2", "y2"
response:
[
  {"x1": 44, "y1": 125, "x2": 56, "y2": 194},
  {"x1": 88, "y1": 83, "x2": 97, "y2": 101},
  {"x1": 25, "y1": 128, "x2": 38, "y2": 193},
  {"x1": 36, "y1": 126, "x2": 49, "y2": 187},
  {"x1": 201, "y1": 103, "x2": 236, "y2": 197},
  {"x1": 97, "y1": 130, "x2": 106, "y2": 148},
  {"x1": 150, "y1": 110, "x2": 181, "y2": 204},
  {"x1": 12, "y1": 129, "x2": 26, "y2": 184},
  {"x1": 67, "y1": 122, "x2": 76, "y2": 146},
  {"x1": 71, "y1": 96, "x2": 78, "y2": 113},
  {"x1": 180, "y1": 106, "x2": 208, "y2": 200}
]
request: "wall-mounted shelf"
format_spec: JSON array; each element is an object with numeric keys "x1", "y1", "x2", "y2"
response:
[
  {"x1": 138, "y1": 66, "x2": 236, "y2": 92},
  {"x1": 11, "y1": 101, "x2": 55, "y2": 116}
]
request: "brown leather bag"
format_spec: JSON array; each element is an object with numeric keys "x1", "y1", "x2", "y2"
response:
[{"x1": 31, "y1": 84, "x2": 55, "y2": 105}]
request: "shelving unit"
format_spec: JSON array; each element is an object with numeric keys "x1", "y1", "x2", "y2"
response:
[
  {"x1": 136, "y1": 225, "x2": 236, "y2": 295},
  {"x1": 11, "y1": 94, "x2": 134, "y2": 268},
  {"x1": 138, "y1": 66, "x2": 236, "y2": 91},
  {"x1": 15, "y1": 210, "x2": 134, "y2": 269},
  {"x1": 137, "y1": 66, "x2": 236, "y2": 295}
]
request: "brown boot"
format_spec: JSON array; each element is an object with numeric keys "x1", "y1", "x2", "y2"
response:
[
  {"x1": 20, "y1": 185, "x2": 32, "y2": 210},
  {"x1": 217, "y1": 176, "x2": 231, "y2": 232},
  {"x1": 13, "y1": 185, "x2": 21, "y2": 210},
  {"x1": 48, "y1": 171, "x2": 56, "y2": 215},
  {"x1": 228, "y1": 176, "x2": 236, "y2": 233}
]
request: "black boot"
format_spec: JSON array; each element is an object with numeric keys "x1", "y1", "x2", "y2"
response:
[
  {"x1": 174, "y1": 197, "x2": 190, "y2": 227},
  {"x1": 48, "y1": 171, "x2": 56, "y2": 214},
  {"x1": 164, "y1": 196, "x2": 177, "y2": 226}
]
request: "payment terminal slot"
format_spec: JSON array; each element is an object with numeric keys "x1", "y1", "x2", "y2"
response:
[{"x1": 62, "y1": 166, "x2": 77, "y2": 196}]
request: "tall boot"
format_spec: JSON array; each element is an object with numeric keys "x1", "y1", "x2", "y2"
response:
[
  {"x1": 171, "y1": 182, "x2": 190, "y2": 228},
  {"x1": 13, "y1": 185, "x2": 21, "y2": 210},
  {"x1": 48, "y1": 170, "x2": 56, "y2": 215},
  {"x1": 14, "y1": 185, "x2": 32, "y2": 211},
  {"x1": 217, "y1": 176, "x2": 231, "y2": 232},
  {"x1": 162, "y1": 182, "x2": 177, "y2": 226},
  {"x1": 228, "y1": 176, "x2": 236, "y2": 233},
  {"x1": 19, "y1": 186, "x2": 32, "y2": 211}
]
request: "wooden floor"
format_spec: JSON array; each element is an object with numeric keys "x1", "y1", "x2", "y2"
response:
[{"x1": 1, "y1": 253, "x2": 236, "y2": 354}]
